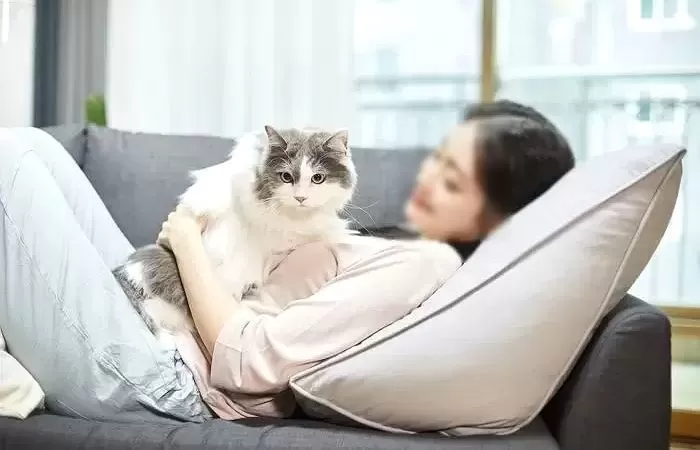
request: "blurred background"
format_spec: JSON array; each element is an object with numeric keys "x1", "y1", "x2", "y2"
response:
[
  {"x1": 0, "y1": 0, "x2": 698, "y2": 437},
  {"x1": 2, "y1": 0, "x2": 696, "y2": 309}
]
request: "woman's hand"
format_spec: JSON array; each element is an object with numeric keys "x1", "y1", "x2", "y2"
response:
[{"x1": 156, "y1": 204, "x2": 207, "y2": 254}]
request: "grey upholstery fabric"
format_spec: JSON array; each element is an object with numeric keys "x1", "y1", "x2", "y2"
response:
[
  {"x1": 40, "y1": 123, "x2": 87, "y2": 166},
  {"x1": 348, "y1": 147, "x2": 429, "y2": 230},
  {"x1": 0, "y1": 414, "x2": 557, "y2": 450},
  {"x1": 542, "y1": 295, "x2": 671, "y2": 450},
  {"x1": 83, "y1": 125, "x2": 235, "y2": 247}
]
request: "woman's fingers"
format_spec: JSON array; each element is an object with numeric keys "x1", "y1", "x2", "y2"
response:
[{"x1": 156, "y1": 230, "x2": 170, "y2": 249}]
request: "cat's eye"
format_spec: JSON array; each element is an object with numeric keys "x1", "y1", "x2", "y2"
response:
[
  {"x1": 311, "y1": 173, "x2": 326, "y2": 184},
  {"x1": 279, "y1": 172, "x2": 294, "y2": 183}
]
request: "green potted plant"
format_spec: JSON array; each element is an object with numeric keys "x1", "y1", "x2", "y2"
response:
[{"x1": 85, "y1": 93, "x2": 107, "y2": 126}]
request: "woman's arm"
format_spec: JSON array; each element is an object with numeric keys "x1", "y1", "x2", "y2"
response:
[
  {"x1": 173, "y1": 234, "x2": 242, "y2": 355},
  {"x1": 159, "y1": 205, "x2": 339, "y2": 356},
  {"x1": 208, "y1": 238, "x2": 461, "y2": 395},
  {"x1": 156, "y1": 205, "x2": 238, "y2": 354}
]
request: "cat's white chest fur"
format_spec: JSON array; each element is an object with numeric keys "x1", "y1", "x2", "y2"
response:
[{"x1": 201, "y1": 214, "x2": 268, "y2": 296}]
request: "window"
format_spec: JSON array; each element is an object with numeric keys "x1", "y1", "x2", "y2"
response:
[
  {"x1": 353, "y1": 0, "x2": 482, "y2": 148},
  {"x1": 627, "y1": 0, "x2": 695, "y2": 32},
  {"x1": 374, "y1": 48, "x2": 398, "y2": 76},
  {"x1": 625, "y1": 83, "x2": 687, "y2": 139},
  {"x1": 641, "y1": 0, "x2": 654, "y2": 19}
]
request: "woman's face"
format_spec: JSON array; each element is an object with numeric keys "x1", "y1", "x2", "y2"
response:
[{"x1": 405, "y1": 122, "x2": 498, "y2": 242}]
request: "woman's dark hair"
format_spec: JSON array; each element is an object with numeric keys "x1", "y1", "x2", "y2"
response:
[
  {"x1": 451, "y1": 100, "x2": 575, "y2": 260},
  {"x1": 464, "y1": 100, "x2": 575, "y2": 215}
]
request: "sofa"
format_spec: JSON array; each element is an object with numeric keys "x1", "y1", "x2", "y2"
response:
[{"x1": 0, "y1": 125, "x2": 672, "y2": 450}]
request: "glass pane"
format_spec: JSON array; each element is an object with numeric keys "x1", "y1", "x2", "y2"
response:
[
  {"x1": 641, "y1": 0, "x2": 654, "y2": 19},
  {"x1": 663, "y1": 0, "x2": 680, "y2": 19},
  {"x1": 353, "y1": 0, "x2": 482, "y2": 148},
  {"x1": 497, "y1": 0, "x2": 700, "y2": 307}
]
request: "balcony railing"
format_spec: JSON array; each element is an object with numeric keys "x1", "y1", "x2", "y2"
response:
[{"x1": 355, "y1": 69, "x2": 700, "y2": 307}]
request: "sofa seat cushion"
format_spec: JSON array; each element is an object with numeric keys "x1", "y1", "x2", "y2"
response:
[{"x1": 0, "y1": 413, "x2": 558, "y2": 450}]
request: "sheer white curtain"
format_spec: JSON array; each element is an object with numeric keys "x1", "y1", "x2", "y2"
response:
[
  {"x1": 0, "y1": 0, "x2": 35, "y2": 127},
  {"x1": 107, "y1": 0, "x2": 355, "y2": 137}
]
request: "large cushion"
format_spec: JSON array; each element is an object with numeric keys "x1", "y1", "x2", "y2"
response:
[
  {"x1": 0, "y1": 330, "x2": 44, "y2": 419},
  {"x1": 290, "y1": 144, "x2": 684, "y2": 435}
]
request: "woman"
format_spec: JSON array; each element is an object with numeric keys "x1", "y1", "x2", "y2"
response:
[
  {"x1": 160, "y1": 100, "x2": 576, "y2": 419},
  {"x1": 0, "y1": 100, "x2": 574, "y2": 422}
]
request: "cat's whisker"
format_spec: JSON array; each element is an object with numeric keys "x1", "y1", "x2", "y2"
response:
[
  {"x1": 348, "y1": 199, "x2": 380, "y2": 209},
  {"x1": 340, "y1": 206, "x2": 371, "y2": 234},
  {"x1": 344, "y1": 202, "x2": 377, "y2": 227}
]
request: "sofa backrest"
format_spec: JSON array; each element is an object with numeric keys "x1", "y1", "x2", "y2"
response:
[{"x1": 44, "y1": 125, "x2": 429, "y2": 247}]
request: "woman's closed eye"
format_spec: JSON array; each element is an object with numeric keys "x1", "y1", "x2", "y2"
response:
[{"x1": 444, "y1": 177, "x2": 461, "y2": 193}]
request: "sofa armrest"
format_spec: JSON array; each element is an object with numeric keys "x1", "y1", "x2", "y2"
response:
[{"x1": 542, "y1": 295, "x2": 671, "y2": 450}]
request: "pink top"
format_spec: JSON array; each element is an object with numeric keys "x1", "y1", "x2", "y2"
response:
[{"x1": 174, "y1": 235, "x2": 461, "y2": 419}]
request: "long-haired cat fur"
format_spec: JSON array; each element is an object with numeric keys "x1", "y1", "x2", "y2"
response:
[{"x1": 112, "y1": 126, "x2": 357, "y2": 337}]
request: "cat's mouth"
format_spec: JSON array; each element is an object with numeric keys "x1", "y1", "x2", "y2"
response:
[{"x1": 279, "y1": 202, "x2": 317, "y2": 216}]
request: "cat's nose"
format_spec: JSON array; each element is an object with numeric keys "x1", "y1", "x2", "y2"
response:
[{"x1": 294, "y1": 196, "x2": 307, "y2": 204}]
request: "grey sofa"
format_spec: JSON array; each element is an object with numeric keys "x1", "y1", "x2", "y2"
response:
[{"x1": 0, "y1": 125, "x2": 671, "y2": 450}]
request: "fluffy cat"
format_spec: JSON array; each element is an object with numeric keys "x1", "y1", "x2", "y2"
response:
[{"x1": 112, "y1": 126, "x2": 357, "y2": 337}]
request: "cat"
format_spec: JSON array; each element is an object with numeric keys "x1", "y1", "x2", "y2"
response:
[{"x1": 112, "y1": 125, "x2": 357, "y2": 337}]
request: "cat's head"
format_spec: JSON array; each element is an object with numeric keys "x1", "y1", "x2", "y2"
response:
[{"x1": 254, "y1": 126, "x2": 356, "y2": 216}]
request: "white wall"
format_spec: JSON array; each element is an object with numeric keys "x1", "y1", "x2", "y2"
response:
[{"x1": 0, "y1": 0, "x2": 35, "y2": 127}]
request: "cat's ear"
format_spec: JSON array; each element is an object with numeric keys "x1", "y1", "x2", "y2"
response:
[
  {"x1": 264, "y1": 125, "x2": 287, "y2": 150},
  {"x1": 323, "y1": 129, "x2": 349, "y2": 154}
]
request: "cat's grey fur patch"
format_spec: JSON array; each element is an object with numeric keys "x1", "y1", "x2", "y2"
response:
[
  {"x1": 112, "y1": 244, "x2": 188, "y2": 333},
  {"x1": 254, "y1": 127, "x2": 355, "y2": 202}
]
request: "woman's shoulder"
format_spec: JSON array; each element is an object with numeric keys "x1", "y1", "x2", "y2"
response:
[{"x1": 334, "y1": 232, "x2": 462, "y2": 273}]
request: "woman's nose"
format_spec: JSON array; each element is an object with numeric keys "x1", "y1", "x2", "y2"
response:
[{"x1": 418, "y1": 160, "x2": 438, "y2": 183}]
